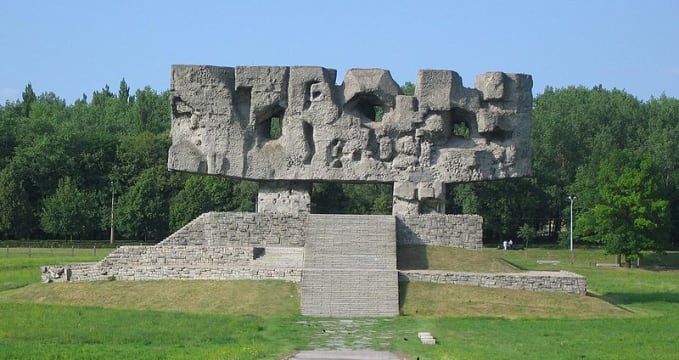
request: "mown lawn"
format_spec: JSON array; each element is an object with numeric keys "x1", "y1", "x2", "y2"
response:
[{"x1": 0, "y1": 247, "x2": 677, "y2": 359}]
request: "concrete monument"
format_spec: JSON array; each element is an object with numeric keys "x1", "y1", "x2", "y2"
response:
[
  {"x1": 42, "y1": 67, "x2": 585, "y2": 319},
  {"x1": 168, "y1": 66, "x2": 533, "y2": 215}
]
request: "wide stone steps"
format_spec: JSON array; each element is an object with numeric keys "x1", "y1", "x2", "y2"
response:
[{"x1": 301, "y1": 214, "x2": 399, "y2": 317}]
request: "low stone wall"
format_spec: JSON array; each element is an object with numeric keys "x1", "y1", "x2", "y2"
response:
[
  {"x1": 396, "y1": 214, "x2": 483, "y2": 249},
  {"x1": 42, "y1": 245, "x2": 302, "y2": 283},
  {"x1": 399, "y1": 270, "x2": 587, "y2": 295}
]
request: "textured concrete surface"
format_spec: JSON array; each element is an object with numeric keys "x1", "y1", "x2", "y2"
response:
[
  {"x1": 169, "y1": 66, "x2": 532, "y2": 185},
  {"x1": 168, "y1": 65, "x2": 533, "y2": 215}
]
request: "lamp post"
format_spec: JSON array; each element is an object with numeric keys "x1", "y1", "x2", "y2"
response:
[
  {"x1": 568, "y1": 195, "x2": 576, "y2": 253},
  {"x1": 110, "y1": 181, "x2": 115, "y2": 244}
]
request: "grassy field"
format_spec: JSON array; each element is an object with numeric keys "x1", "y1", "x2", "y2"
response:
[{"x1": 0, "y1": 246, "x2": 677, "y2": 359}]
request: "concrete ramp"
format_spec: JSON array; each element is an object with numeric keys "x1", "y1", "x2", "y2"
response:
[{"x1": 301, "y1": 214, "x2": 399, "y2": 317}]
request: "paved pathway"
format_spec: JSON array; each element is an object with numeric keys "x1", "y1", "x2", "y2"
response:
[
  {"x1": 286, "y1": 350, "x2": 405, "y2": 359},
  {"x1": 284, "y1": 319, "x2": 409, "y2": 360}
]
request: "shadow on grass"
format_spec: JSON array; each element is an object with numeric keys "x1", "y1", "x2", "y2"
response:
[
  {"x1": 396, "y1": 245, "x2": 429, "y2": 270},
  {"x1": 599, "y1": 292, "x2": 679, "y2": 305},
  {"x1": 642, "y1": 252, "x2": 679, "y2": 268},
  {"x1": 398, "y1": 281, "x2": 409, "y2": 314}
]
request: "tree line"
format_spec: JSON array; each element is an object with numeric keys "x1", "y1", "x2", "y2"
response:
[{"x1": 1, "y1": 81, "x2": 677, "y2": 263}]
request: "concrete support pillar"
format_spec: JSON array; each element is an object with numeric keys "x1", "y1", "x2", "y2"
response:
[
  {"x1": 392, "y1": 181, "x2": 446, "y2": 215},
  {"x1": 257, "y1": 180, "x2": 311, "y2": 215}
]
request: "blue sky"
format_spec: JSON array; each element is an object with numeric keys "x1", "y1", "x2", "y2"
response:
[{"x1": 1, "y1": 0, "x2": 678, "y2": 104}]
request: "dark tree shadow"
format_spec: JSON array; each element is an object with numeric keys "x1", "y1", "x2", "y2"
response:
[{"x1": 396, "y1": 245, "x2": 429, "y2": 270}]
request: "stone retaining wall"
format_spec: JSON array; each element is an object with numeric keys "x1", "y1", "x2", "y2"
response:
[
  {"x1": 42, "y1": 245, "x2": 302, "y2": 283},
  {"x1": 396, "y1": 214, "x2": 483, "y2": 249},
  {"x1": 399, "y1": 270, "x2": 587, "y2": 295},
  {"x1": 161, "y1": 212, "x2": 482, "y2": 249},
  {"x1": 161, "y1": 212, "x2": 308, "y2": 247}
]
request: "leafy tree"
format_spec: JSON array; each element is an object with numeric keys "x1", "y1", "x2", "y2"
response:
[
  {"x1": 40, "y1": 176, "x2": 98, "y2": 240},
  {"x1": 233, "y1": 180, "x2": 258, "y2": 212},
  {"x1": 133, "y1": 87, "x2": 170, "y2": 133},
  {"x1": 517, "y1": 223, "x2": 537, "y2": 249},
  {"x1": 577, "y1": 152, "x2": 670, "y2": 266},
  {"x1": 110, "y1": 132, "x2": 171, "y2": 190},
  {"x1": 115, "y1": 166, "x2": 181, "y2": 241},
  {"x1": 169, "y1": 175, "x2": 243, "y2": 231},
  {"x1": 21, "y1": 83, "x2": 36, "y2": 117},
  {"x1": 401, "y1": 82, "x2": 415, "y2": 96},
  {"x1": 0, "y1": 167, "x2": 33, "y2": 239},
  {"x1": 118, "y1": 78, "x2": 130, "y2": 103}
]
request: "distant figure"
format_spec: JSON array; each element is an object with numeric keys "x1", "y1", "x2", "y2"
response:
[
  {"x1": 508, "y1": 239, "x2": 514, "y2": 249},
  {"x1": 503, "y1": 240, "x2": 508, "y2": 251}
]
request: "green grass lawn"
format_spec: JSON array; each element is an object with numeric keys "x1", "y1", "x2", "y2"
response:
[{"x1": 0, "y1": 246, "x2": 677, "y2": 359}]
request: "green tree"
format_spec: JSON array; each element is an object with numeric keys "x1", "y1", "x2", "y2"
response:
[
  {"x1": 21, "y1": 83, "x2": 36, "y2": 117},
  {"x1": 40, "y1": 176, "x2": 98, "y2": 240},
  {"x1": 169, "y1": 175, "x2": 242, "y2": 231},
  {"x1": 517, "y1": 223, "x2": 537, "y2": 249},
  {"x1": 115, "y1": 166, "x2": 180, "y2": 241},
  {"x1": 577, "y1": 152, "x2": 670, "y2": 266},
  {"x1": 0, "y1": 167, "x2": 33, "y2": 239},
  {"x1": 118, "y1": 78, "x2": 130, "y2": 103},
  {"x1": 401, "y1": 82, "x2": 415, "y2": 96},
  {"x1": 110, "y1": 132, "x2": 171, "y2": 190}
]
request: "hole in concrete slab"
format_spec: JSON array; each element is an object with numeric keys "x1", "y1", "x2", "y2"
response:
[
  {"x1": 450, "y1": 108, "x2": 474, "y2": 139},
  {"x1": 345, "y1": 93, "x2": 386, "y2": 122},
  {"x1": 235, "y1": 87, "x2": 252, "y2": 120},
  {"x1": 253, "y1": 247, "x2": 265, "y2": 260},
  {"x1": 255, "y1": 106, "x2": 285, "y2": 142},
  {"x1": 304, "y1": 81, "x2": 320, "y2": 110},
  {"x1": 269, "y1": 116, "x2": 282, "y2": 139},
  {"x1": 303, "y1": 121, "x2": 314, "y2": 164}
]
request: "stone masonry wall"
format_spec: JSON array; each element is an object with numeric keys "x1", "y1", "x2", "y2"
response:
[
  {"x1": 42, "y1": 245, "x2": 302, "y2": 283},
  {"x1": 161, "y1": 212, "x2": 308, "y2": 247},
  {"x1": 399, "y1": 270, "x2": 587, "y2": 296},
  {"x1": 396, "y1": 214, "x2": 483, "y2": 248},
  {"x1": 163, "y1": 212, "x2": 482, "y2": 249}
]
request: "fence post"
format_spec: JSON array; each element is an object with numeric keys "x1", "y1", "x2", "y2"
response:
[
  {"x1": 94, "y1": 245, "x2": 96, "y2": 256},
  {"x1": 28, "y1": 243, "x2": 31, "y2": 258},
  {"x1": 72, "y1": 245, "x2": 74, "y2": 256},
  {"x1": 5, "y1": 246, "x2": 8, "y2": 257}
]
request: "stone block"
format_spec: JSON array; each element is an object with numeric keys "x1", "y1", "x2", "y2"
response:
[
  {"x1": 475, "y1": 72, "x2": 506, "y2": 101},
  {"x1": 416, "y1": 69, "x2": 462, "y2": 112}
]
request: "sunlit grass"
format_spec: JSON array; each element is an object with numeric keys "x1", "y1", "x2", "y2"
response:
[{"x1": 0, "y1": 246, "x2": 677, "y2": 359}]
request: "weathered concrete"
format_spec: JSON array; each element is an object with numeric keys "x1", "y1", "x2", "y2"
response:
[{"x1": 168, "y1": 65, "x2": 533, "y2": 215}]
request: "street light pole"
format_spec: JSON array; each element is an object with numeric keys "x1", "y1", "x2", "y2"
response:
[
  {"x1": 110, "y1": 181, "x2": 115, "y2": 244},
  {"x1": 568, "y1": 195, "x2": 576, "y2": 253}
]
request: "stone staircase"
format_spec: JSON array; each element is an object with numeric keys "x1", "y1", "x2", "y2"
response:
[{"x1": 300, "y1": 214, "x2": 399, "y2": 317}]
